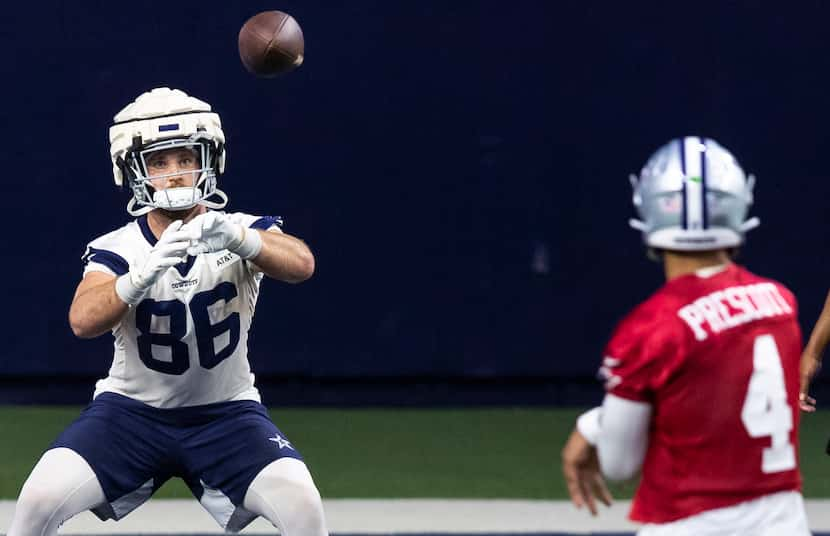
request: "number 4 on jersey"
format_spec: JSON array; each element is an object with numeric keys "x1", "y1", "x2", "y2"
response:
[{"x1": 740, "y1": 334, "x2": 796, "y2": 473}]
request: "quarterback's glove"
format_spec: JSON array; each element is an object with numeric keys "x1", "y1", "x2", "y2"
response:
[
  {"x1": 185, "y1": 211, "x2": 262, "y2": 259},
  {"x1": 115, "y1": 220, "x2": 197, "y2": 305}
]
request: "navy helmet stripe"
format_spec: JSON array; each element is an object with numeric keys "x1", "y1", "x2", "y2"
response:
[
  {"x1": 699, "y1": 136, "x2": 708, "y2": 229},
  {"x1": 678, "y1": 138, "x2": 688, "y2": 230}
]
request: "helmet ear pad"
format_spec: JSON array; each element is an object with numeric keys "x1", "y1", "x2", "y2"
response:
[
  {"x1": 213, "y1": 142, "x2": 224, "y2": 174},
  {"x1": 114, "y1": 155, "x2": 131, "y2": 190}
]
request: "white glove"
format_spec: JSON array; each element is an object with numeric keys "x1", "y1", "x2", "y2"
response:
[
  {"x1": 115, "y1": 220, "x2": 197, "y2": 305},
  {"x1": 185, "y1": 211, "x2": 262, "y2": 259}
]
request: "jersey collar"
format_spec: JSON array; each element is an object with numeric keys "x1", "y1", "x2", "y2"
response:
[
  {"x1": 136, "y1": 214, "x2": 196, "y2": 277},
  {"x1": 137, "y1": 214, "x2": 158, "y2": 246},
  {"x1": 695, "y1": 263, "x2": 730, "y2": 279}
]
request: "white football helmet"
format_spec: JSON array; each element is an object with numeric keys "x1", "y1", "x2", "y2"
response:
[
  {"x1": 109, "y1": 87, "x2": 228, "y2": 216},
  {"x1": 629, "y1": 137, "x2": 760, "y2": 252}
]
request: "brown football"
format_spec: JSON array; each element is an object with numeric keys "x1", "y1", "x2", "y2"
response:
[{"x1": 238, "y1": 11, "x2": 304, "y2": 78}]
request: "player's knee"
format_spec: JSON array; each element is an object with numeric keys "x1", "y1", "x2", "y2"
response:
[
  {"x1": 290, "y1": 478, "x2": 325, "y2": 525},
  {"x1": 11, "y1": 481, "x2": 65, "y2": 531},
  {"x1": 247, "y1": 459, "x2": 326, "y2": 535},
  {"x1": 264, "y1": 468, "x2": 324, "y2": 514},
  {"x1": 286, "y1": 483, "x2": 325, "y2": 533}
]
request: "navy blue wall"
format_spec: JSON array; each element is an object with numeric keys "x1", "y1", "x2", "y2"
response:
[{"x1": 1, "y1": 2, "x2": 829, "y2": 384}]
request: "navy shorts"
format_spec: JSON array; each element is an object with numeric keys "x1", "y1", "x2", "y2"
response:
[{"x1": 52, "y1": 392, "x2": 303, "y2": 530}]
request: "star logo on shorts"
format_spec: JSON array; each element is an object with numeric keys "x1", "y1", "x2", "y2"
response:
[{"x1": 268, "y1": 434, "x2": 294, "y2": 450}]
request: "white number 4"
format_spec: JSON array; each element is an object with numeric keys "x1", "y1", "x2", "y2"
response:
[{"x1": 740, "y1": 334, "x2": 795, "y2": 473}]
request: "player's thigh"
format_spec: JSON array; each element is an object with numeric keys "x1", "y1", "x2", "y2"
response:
[
  {"x1": 183, "y1": 400, "x2": 303, "y2": 501},
  {"x1": 181, "y1": 401, "x2": 304, "y2": 529},
  {"x1": 10, "y1": 448, "x2": 105, "y2": 532},
  {"x1": 245, "y1": 457, "x2": 323, "y2": 512},
  {"x1": 51, "y1": 393, "x2": 178, "y2": 520},
  {"x1": 243, "y1": 458, "x2": 326, "y2": 535}
]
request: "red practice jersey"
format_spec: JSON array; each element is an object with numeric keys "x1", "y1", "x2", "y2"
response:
[{"x1": 600, "y1": 263, "x2": 802, "y2": 523}]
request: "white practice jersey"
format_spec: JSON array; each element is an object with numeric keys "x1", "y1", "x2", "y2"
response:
[{"x1": 81, "y1": 212, "x2": 283, "y2": 408}]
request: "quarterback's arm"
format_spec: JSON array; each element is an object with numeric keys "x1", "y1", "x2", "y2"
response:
[
  {"x1": 800, "y1": 288, "x2": 830, "y2": 411},
  {"x1": 248, "y1": 229, "x2": 315, "y2": 283},
  {"x1": 803, "y1": 289, "x2": 830, "y2": 360},
  {"x1": 68, "y1": 272, "x2": 128, "y2": 339},
  {"x1": 578, "y1": 394, "x2": 652, "y2": 480}
]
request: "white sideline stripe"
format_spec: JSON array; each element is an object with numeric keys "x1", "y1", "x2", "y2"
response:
[{"x1": 2, "y1": 499, "x2": 830, "y2": 534}]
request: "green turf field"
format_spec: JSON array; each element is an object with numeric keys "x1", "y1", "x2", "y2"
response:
[{"x1": 0, "y1": 407, "x2": 828, "y2": 499}]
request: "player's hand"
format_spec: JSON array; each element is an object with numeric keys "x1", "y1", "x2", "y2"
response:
[
  {"x1": 116, "y1": 220, "x2": 196, "y2": 305},
  {"x1": 561, "y1": 427, "x2": 613, "y2": 516},
  {"x1": 132, "y1": 220, "x2": 195, "y2": 289},
  {"x1": 799, "y1": 351, "x2": 821, "y2": 412},
  {"x1": 185, "y1": 212, "x2": 261, "y2": 259},
  {"x1": 185, "y1": 211, "x2": 243, "y2": 255}
]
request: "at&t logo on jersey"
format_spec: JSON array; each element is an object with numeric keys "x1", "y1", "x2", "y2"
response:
[{"x1": 215, "y1": 252, "x2": 240, "y2": 270}]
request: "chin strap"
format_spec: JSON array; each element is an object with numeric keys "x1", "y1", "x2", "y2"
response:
[
  {"x1": 199, "y1": 189, "x2": 228, "y2": 209},
  {"x1": 126, "y1": 188, "x2": 228, "y2": 217},
  {"x1": 127, "y1": 197, "x2": 155, "y2": 216}
]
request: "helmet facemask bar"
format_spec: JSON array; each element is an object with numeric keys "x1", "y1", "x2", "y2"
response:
[{"x1": 122, "y1": 134, "x2": 227, "y2": 216}]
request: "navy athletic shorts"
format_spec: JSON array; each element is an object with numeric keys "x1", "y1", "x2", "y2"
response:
[{"x1": 52, "y1": 392, "x2": 303, "y2": 530}]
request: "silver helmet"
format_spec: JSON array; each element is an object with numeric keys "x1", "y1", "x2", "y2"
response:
[{"x1": 629, "y1": 137, "x2": 759, "y2": 251}]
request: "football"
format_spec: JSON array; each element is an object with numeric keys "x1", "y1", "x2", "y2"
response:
[{"x1": 238, "y1": 11, "x2": 305, "y2": 78}]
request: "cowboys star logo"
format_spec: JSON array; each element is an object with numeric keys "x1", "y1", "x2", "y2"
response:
[{"x1": 268, "y1": 434, "x2": 294, "y2": 450}]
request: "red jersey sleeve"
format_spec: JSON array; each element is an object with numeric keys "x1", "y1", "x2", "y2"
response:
[{"x1": 601, "y1": 299, "x2": 687, "y2": 403}]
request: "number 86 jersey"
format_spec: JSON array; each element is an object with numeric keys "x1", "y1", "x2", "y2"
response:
[
  {"x1": 81, "y1": 212, "x2": 283, "y2": 408},
  {"x1": 600, "y1": 264, "x2": 803, "y2": 524}
]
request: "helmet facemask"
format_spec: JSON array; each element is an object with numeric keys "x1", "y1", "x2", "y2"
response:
[{"x1": 119, "y1": 133, "x2": 227, "y2": 216}]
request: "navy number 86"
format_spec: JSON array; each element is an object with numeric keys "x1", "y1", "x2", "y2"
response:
[{"x1": 135, "y1": 282, "x2": 240, "y2": 374}]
